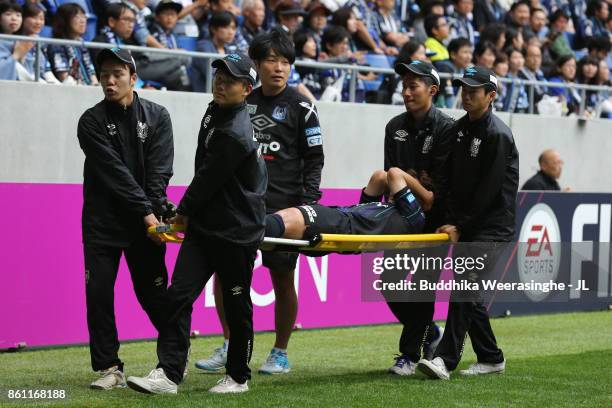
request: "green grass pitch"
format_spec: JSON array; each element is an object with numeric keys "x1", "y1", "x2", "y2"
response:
[{"x1": 1, "y1": 311, "x2": 611, "y2": 407}]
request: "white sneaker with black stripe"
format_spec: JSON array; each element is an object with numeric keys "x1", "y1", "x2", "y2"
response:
[
  {"x1": 417, "y1": 357, "x2": 450, "y2": 380},
  {"x1": 127, "y1": 368, "x2": 178, "y2": 394}
]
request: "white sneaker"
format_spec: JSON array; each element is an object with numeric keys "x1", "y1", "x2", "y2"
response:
[
  {"x1": 90, "y1": 366, "x2": 126, "y2": 390},
  {"x1": 259, "y1": 349, "x2": 290, "y2": 374},
  {"x1": 459, "y1": 360, "x2": 506, "y2": 376},
  {"x1": 208, "y1": 375, "x2": 249, "y2": 394},
  {"x1": 417, "y1": 357, "x2": 450, "y2": 380},
  {"x1": 388, "y1": 355, "x2": 416, "y2": 376},
  {"x1": 127, "y1": 368, "x2": 178, "y2": 394},
  {"x1": 195, "y1": 346, "x2": 227, "y2": 372}
]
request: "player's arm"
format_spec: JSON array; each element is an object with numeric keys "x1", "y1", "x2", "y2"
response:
[
  {"x1": 145, "y1": 107, "x2": 174, "y2": 218},
  {"x1": 299, "y1": 102, "x2": 324, "y2": 204},
  {"x1": 177, "y1": 131, "x2": 249, "y2": 217},
  {"x1": 77, "y1": 111, "x2": 153, "y2": 219}
]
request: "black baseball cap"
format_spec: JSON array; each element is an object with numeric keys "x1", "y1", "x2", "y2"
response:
[
  {"x1": 155, "y1": 0, "x2": 183, "y2": 14},
  {"x1": 96, "y1": 47, "x2": 136, "y2": 73},
  {"x1": 394, "y1": 60, "x2": 440, "y2": 86},
  {"x1": 212, "y1": 53, "x2": 258, "y2": 86},
  {"x1": 452, "y1": 65, "x2": 498, "y2": 91}
]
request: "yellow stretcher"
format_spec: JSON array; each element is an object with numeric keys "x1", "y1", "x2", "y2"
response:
[{"x1": 147, "y1": 224, "x2": 449, "y2": 253}]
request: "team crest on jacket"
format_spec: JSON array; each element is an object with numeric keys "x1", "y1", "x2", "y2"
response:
[
  {"x1": 394, "y1": 129, "x2": 408, "y2": 141},
  {"x1": 470, "y1": 138, "x2": 482, "y2": 157},
  {"x1": 422, "y1": 135, "x2": 433, "y2": 154},
  {"x1": 272, "y1": 106, "x2": 287, "y2": 121},
  {"x1": 106, "y1": 123, "x2": 117, "y2": 136},
  {"x1": 136, "y1": 121, "x2": 148, "y2": 143},
  {"x1": 247, "y1": 104, "x2": 257, "y2": 115}
]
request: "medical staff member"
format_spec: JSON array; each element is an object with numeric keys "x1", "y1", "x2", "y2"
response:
[
  {"x1": 77, "y1": 48, "x2": 174, "y2": 390},
  {"x1": 417, "y1": 66, "x2": 519, "y2": 380},
  {"x1": 127, "y1": 53, "x2": 266, "y2": 395}
]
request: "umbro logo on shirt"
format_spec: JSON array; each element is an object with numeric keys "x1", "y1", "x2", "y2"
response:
[{"x1": 394, "y1": 129, "x2": 408, "y2": 141}]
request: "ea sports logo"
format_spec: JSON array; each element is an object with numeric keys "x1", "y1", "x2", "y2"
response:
[{"x1": 518, "y1": 203, "x2": 561, "y2": 301}]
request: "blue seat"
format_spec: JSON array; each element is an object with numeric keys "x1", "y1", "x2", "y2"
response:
[
  {"x1": 57, "y1": 0, "x2": 91, "y2": 13},
  {"x1": 364, "y1": 53, "x2": 391, "y2": 69},
  {"x1": 176, "y1": 36, "x2": 197, "y2": 51},
  {"x1": 363, "y1": 79, "x2": 382, "y2": 91},
  {"x1": 84, "y1": 16, "x2": 97, "y2": 41},
  {"x1": 40, "y1": 25, "x2": 53, "y2": 38}
]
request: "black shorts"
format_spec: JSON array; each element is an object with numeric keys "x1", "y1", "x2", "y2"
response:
[
  {"x1": 261, "y1": 250, "x2": 299, "y2": 272},
  {"x1": 296, "y1": 204, "x2": 351, "y2": 234}
]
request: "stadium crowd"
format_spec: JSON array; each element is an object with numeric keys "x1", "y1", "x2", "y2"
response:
[{"x1": 1, "y1": 0, "x2": 611, "y2": 116}]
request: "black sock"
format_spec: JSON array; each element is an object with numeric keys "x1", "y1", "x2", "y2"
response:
[
  {"x1": 265, "y1": 214, "x2": 285, "y2": 238},
  {"x1": 359, "y1": 187, "x2": 382, "y2": 204}
]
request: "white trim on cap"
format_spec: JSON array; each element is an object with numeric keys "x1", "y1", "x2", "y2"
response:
[
  {"x1": 489, "y1": 74, "x2": 497, "y2": 86},
  {"x1": 249, "y1": 67, "x2": 257, "y2": 81}
]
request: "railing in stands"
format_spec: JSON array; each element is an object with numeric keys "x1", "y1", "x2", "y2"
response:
[{"x1": 1, "y1": 33, "x2": 611, "y2": 117}]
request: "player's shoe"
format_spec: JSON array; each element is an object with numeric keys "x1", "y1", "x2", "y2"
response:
[
  {"x1": 127, "y1": 368, "x2": 178, "y2": 394},
  {"x1": 388, "y1": 355, "x2": 416, "y2": 376},
  {"x1": 90, "y1": 366, "x2": 126, "y2": 390},
  {"x1": 459, "y1": 360, "x2": 506, "y2": 376},
  {"x1": 418, "y1": 357, "x2": 450, "y2": 380},
  {"x1": 259, "y1": 349, "x2": 291, "y2": 374},
  {"x1": 209, "y1": 375, "x2": 249, "y2": 394},
  {"x1": 195, "y1": 345, "x2": 227, "y2": 372},
  {"x1": 422, "y1": 325, "x2": 444, "y2": 360}
]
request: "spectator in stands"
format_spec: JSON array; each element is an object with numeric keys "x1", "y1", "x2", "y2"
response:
[
  {"x1": 319, "y1": 24, "x2": 373, "y2": 101},
  {"x1": 343, "y1": 0, "x2": 397, "y2": 55},
  {"x1": 411, "y1": 0, "x2": 444, "y2": 43},
  {"x1": 293, "y1": 29, "x2": 323, "y2": 97},
  {"x1": 504, "y1": 47, "x2": 530, "y2": 112},
  {"x1": 0, "y1": 0, "x2": 24, "y2": 81},
  {"x1": 587, "y1": 35, "x2": 611, "y2": 61},
  {"x1": 519, "y1": 43, "x2": 547, "y2": 105},
  {"x1": 529, "y1": 7, "x2": 548, "y2": 39},
  {"x1": 474, "y1": 40, "x2": 497, "y2": 69},
  {"x1": 199, "y1": 0, "x2": 248, "y2": 52},
  {"x1": 448, "y1": 0, "x2": 476, "y2": 44},
  {"x1": 93, "y1": 3, "x2": 138, "y2": 62},
  {"x1": 167, "y1": 0, "x2": 206, "y2": 38},
  {"x1": 547, "y1": 54, "x2": 580, "y2": 115},
  {"x1": 580, "y1": 0, "x2": 609, "y2": 41},
  {"x1": 126, "y1": 0, "x2": 166, "y2": 48},
  {"x1": 522, "y1": 149, "x2": 565, "y2": 190},
  {"x1": 448, "y1": 37, "x2": 473, "y2": 75},
  {"x1": 149, "y1": 0, "x2": 183, "y2": 49},
  {"x1": 47, "y1": 3, "x2": 98, "y2": 85},
  {"x1": 191, "y1": 11, "x2": 238, "y2": 91},
  {"x1": 275, "y1": 0, "x2": 306, "y2": 34},
  {"x1": 504, "y1": 26, "x2": 524, "y2": 51},
  {"x1": 505, "y1": 0, "x2": 530, "y2": 32},
  {"x1": 377, "y1": 39, "x2": 429, "y2": 104},
  {"x1": 472, "y1": 0, "x2": 505, "y2": 30},
  {"x1": 339, "y1": 7, "x2": 385, "y2": 55},
  {"x1": 240, "y1": 0, "x2": 266, "y2": 45},
  {"x1": 424, "y1": 14, "x2": 450, "y2": 63},
  {"x1": 594, "y1": 58, "x2": 612, "y2": 117},
  {"x1": 577, "y1": 55, "x2": 600, "y2": 111},
  {"x1": 301, "y1": 1, "x2": 330, "y2": 52},
  {"x1": 480, "y1": 22, "x2": 506, "y2": 52},
  {"x1": 493, "y1": 52, "x2": 508, "y2": 110},
  {"x1": 546, "y1": 9, "x2": 573, "y2": 60},
  {"x1": 14, "y1": 3, "x2": 59, "y2": 82},
  {"x1": 374, "y1": 0, "x2": 410, "y2": 48}
]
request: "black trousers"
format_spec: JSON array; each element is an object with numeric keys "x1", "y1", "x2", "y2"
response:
[
  {"x1": 157, "y1": 237, "x2": 257, "y2": 385},
  {"x1": 84, "y1": 237, "x2": 168, "y2": 372},
  {"x1": 382, "y1": 245, "x2": 446, "y2": 363},
  {"x1": 434, "y1": 243, "x2": 505, "y2": 371}
]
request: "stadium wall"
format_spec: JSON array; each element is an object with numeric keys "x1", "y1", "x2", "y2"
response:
[{"x1": 1, "y1": 81, "x2": 611, "y2": 349}]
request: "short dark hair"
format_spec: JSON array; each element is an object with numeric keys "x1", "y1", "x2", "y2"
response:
[
  {"x1": 52, "y1": 3, "x2": 86, "y2": 38},
  {"x1": 588, "y1": 35, "x2": 611, "y2": 53},
  {"x1": 494, "y1": 52, "x2": 508, "y2": 64},
  {"x1": 209, "y1": 11, "x2": 237, "y2": 37},
  {"x1": 424, "y1": 14, "x2": 445, "y2": 37},
  {"x1": 480, "y1": 22, "x2": 506, "y2": 46},
  {"x1": 554, "y1": 54, "x2": 575, "y2": 75},
  {"x1": 549, "y1": 9, "x2": 569, "y2": 24},
  {"x1": 531, "y1": 7, "x2": 546, "y2": 16},
  {"x1": 0, "y1": 0, "x2": 21, "y2": 16},
  {"x1": 249, "y1": 28, "x2": 296, "y2": 64},
  {"x1": 293, "y1": 29, "x2": 318, "y2": 58},
  {"x1": 396, "y1": 39, "x2": 424, "y2": 65},
  {"x1": 105, "y1": 2, "x2": 134, "y2": 25},
  {"x1": 448, "y1": 37, "x2": 471, "y2": 55},
  {"x1": 586, "y1": 0, "x2": 606, "y2": 18},
  {"x1": 421, "y1": 0, "x2": 444, "y2": 17},
  {"x1": 509, "y1": 0, "x2": 530, "y2": 13},
  {"x1": 474, "y1": 40, "x2": 497, "y2": 59},
  {"x1": 331, "y1": 7, "x2": 353, "y2": 29},
  {"x1": 321, "y1": 25, "x2": 349, "y2": 53}
]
